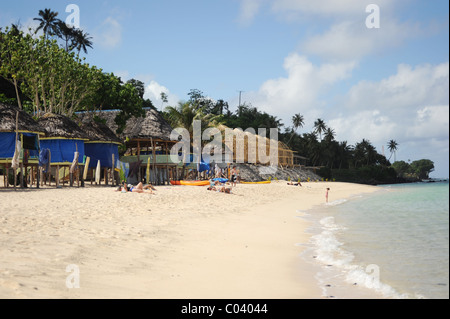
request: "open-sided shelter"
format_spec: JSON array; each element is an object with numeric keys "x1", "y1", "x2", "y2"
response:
[{"x1": 94, "y1": 108, "x2": 177, "y2": 185}]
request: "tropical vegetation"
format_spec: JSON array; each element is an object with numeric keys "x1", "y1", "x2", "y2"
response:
[{"x1": 0, "y1": 8, "x2": 435, "y2": 184}]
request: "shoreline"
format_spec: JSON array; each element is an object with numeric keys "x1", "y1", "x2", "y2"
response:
[{"x1": 0, "y1": 180, "x2": 378, "y2": 299}]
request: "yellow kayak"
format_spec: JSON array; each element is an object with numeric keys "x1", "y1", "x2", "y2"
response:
[{"x1": 240, "y1": 181, "x2": 271, "y2": 185}]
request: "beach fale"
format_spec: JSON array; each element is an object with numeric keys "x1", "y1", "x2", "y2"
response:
[
  {"x1": 93, "y1": 108, "x2": 178, "y2": 185},
  {"x1": 38, "y1": 113, "x2": 89, "y2": 187},
  {"x1": 78, "y1": 114, "x2": 123, "y2": 186},
  {"x1": 0, "y1": 103, "x2": 46, "y2": 189}
]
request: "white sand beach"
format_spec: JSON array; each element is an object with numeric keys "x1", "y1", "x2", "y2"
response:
[{"x1": 0, "y1": 180, "x2": 378, "y2": 299}]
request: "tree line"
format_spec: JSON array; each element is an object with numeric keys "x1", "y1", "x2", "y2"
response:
[
  {"x1": 161, "y1": 89, "x2": 434, "y2": 184},
  {"x1": 0, "y1": 8, "x2": 152, "y2": 133}
]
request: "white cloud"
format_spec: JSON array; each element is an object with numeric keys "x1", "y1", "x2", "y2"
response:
[
  {"x1": 328, "y1": 62, "x2": 449, "y2": 159},
  {"x1": 345, "y1": 62, "x2": 449, "y2": 113},
  {"x1": 237, "y1": 0, "x2": 266, "y2": 25},
  {"x1": 144, "y1": 80, "x2": 179, "y2": 110},
  {"x1": 301, "y1": 19, "x2": 415, "y2": 61},
  {"x1": 241, "y1": 53, "x2": 448, "y2": 175},
  {"x1": 270, "y1": 0, "x2": 394, "y2": 18},
  {"x1": 94, "y1": 17, "x2": 122, "y2": 49},
  {"x1": 246, "y1": 53, "x2": 356, "y2": 126}
]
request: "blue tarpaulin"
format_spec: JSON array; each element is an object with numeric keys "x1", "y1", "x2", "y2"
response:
[
  {"x1": 0, "y1": 132, "x2": 16, "y2": 159},
  {"x1": 0, "y1": 132, "x2": 40, "y2": 159},
  {"x1": 39, "y1": 139, "x2": 85, "y2": 164},
  {"x1": 84, "y1": 143, "x2": 119, "y2": 168}
]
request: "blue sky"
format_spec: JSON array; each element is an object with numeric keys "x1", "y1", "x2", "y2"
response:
[{"x1": 1, "y1": 0, "x2": 449, "y2": 177}]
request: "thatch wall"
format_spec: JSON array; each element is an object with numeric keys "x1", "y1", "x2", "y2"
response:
[{"x1": 217, "y1": 125, "x2": 295, "y2": 167}]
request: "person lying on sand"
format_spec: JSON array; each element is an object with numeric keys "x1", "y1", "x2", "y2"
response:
[
  {"x1": 116, "y1": 182, "x2": 155, "y2": 194},
  {"x1": 287, "y1": 181, "x2": 302, "y2": 186}
]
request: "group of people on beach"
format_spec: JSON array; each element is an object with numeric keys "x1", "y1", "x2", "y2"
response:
[
  {"x1": 206, "y1": 165, "x2": 239, "y2": 194},
  {"x1": 207, "y1": 180, "x2": 233, "y2": 194}
]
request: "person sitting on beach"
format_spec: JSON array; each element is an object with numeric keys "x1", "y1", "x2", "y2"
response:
[
  {"x1": 220, "y1": 185, "x2": 232, "y2": 194},
  {"x1": 219, "y1": 182, "x2": 232, "y2": 194}
]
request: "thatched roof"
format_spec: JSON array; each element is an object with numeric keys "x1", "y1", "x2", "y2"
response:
[
  {"x1": 93, "y1": 108, "x2": 174, "y2": 141},
  {"x1": 38, "y1": 113, "x2": 89, "y2": 140},
  {"x1": 0, "y1": 103, "x2": 45, "y2": 134},
  {"x1": 77, "y1": 113, "x2": 123, "y2": 144}
]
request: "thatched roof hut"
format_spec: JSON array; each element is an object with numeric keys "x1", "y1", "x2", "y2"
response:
[
  {"x1": 0, "y1": 103, "x2": 45, "y2": 161},
  {"x1": 77, "y1": 113, "x2": 123, "y2": 144},
  {"x1": 0, "y1": 103, "x2": 45, "y2": 135},
  {"x1": 38, "y1": 113, "x2": 89, "y2": 140},
  {"x1": 94, "y1": 108, "x2": 174, "y2": 142},
  {"x1": 85, "y1": 108, "x2": 177, "y2": 184},
  {"x1": 38, "y1": 113, "x2": 88, "y2": 165},
  {"x1": 77, "y1": 113, "x2": 122, "y2": 169}
]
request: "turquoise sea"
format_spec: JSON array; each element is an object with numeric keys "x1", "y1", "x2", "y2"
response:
[{"x1": 301, "y1": 181, "x2": 449, "y2": 299}]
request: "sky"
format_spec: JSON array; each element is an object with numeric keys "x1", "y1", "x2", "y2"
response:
[{"x1": 1, "y1": 0, "x2": 449, "y2": 177}]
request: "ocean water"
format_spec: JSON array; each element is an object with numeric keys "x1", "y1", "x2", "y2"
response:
[{"x1": 301, "y1": 181, "x2": 449, "y2": 299}]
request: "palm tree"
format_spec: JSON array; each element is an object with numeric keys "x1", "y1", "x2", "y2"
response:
[
  {"x1": 387, "y1": 140, "x2": 399, "y2": 162},
  {"x1": 71, "y1": 29, "x2": 93, "y2": 54},
  {"x1": 324, "y1": 127, "x2": 336, "y2": 143},
  {"x1": 313, "y1": 118, "x2": 327, "y2": 141},
  {"x1": 287, "y1": 113, "x2": 304, "y2": 146},
  {"x1": 34, "y1": 8, "x2": 60, "y2": 39},
  {"x1": 55, "y1": 20, "x2": 75, "y2": 51},
  {"x1": 337, "y1": 141, "x2": 352, "y2": 169}
]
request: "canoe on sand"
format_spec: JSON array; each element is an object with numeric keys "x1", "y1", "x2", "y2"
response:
[
  {"x1": 179, "y1": 180, "x2": 210, "y2": 186},
  {"x1": 240, "y1": 181, "x2": 271, "y2": 185}
]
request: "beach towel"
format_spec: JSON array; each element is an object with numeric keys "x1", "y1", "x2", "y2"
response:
[
  {"x1": 11, "y1": 139, "x2": 21, "y2": 170},
  {"x1": 213, "y1": 178, "x2": 228, "y2": 184},
  {"x1": 70, "y1": 152, "x2": 79, "y2": 173}
]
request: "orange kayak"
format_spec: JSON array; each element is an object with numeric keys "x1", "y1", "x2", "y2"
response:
[
  {"x1": 179, "y1": 180, "x2": 210, "y2": 186},
  {"x1": 170, "y1": 181, "x2": 181, "y2": 185}
]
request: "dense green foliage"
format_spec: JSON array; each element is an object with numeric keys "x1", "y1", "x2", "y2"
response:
[{"x1": 0, "y1": 10, "x2": 152, "y2": 133}]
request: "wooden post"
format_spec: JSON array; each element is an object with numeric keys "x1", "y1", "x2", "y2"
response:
[
  {"x1": 111, "y1": 154, "x2": 115, "y2": 186},
  {"x1": 137, "y1": 141, "x2": 141, "y2": 183},
  {"x1": 63, "y1": 166, "x2": 66, "y2": 186},
  {"x1": 13, "y1": 111, "x2": 19, "y2": 191},
  {"x1": 5, "y1": 163, "x2": 9, "y2": 188},
  {"x1": 48, "y1": 151, "x2": 51, "y2": 186},
  {"x1": 76, "y1": 165, "x2": 80, "y2": 187},
  {"x1": 56, "y1": 165, "x2": 60, "y2": 188},
  {"x1": 152, "y1": 139, "x2": 156, "y2": 184},
  {"x1": 104, "y1": 167, "x2": 108, "y2": 185}
]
